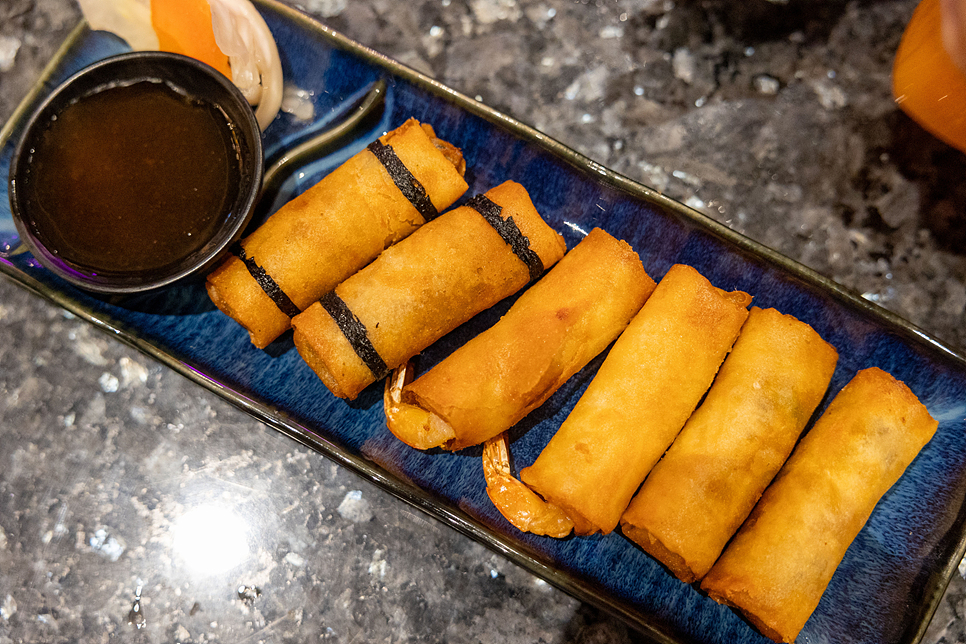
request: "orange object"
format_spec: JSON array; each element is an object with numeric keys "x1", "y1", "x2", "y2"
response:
[
  {"x1": 151, "y1": 0, "x2": 232, "y2": 77},
  {"x1": 893, "y1": 0, "x2": 966, "y2": 152},
  {"x1": 482, "y1": 432, "x2": 575, "y2": 538}
]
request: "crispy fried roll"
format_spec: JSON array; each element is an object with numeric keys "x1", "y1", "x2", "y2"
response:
[
  {"x1": 620, "y1": 307, "x2": 839, "y2": 582},
  {"x1": 206, "y1": 118, "x2": 468, "y2": 348},
  {"x1": 700, "y1": 367, "x2": 938, "y2": 643},
  {"x1": 291, "y1": 180, "x2": 566, "y2": 400},
  {"x1": 386, "y1": 227, "x2": 655, "y2": 451},
  {"x1": 519, "y1": 264, "x2": 752, "y2": 535}
]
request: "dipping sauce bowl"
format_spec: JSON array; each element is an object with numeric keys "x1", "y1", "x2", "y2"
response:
[{"x1": 8, "y1": 51, "x2": 263, "y2": 294}]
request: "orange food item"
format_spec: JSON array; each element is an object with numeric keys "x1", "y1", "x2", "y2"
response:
[
  {"x1": 893, "y1": 0, "x2": 966, "y2": 152},
  {"x1": 482, "y1": 432, "x2": 575, "y2": 538},
  {"x1": 151, "y1": 0, "x2": 232, "y2": 77},
  {"x1": 519, "y1": 264, "x2": 752, "y2": 536},
  {"x1": 293, "y1": 180, "x2": 566, "y2": 400},
  {"x1": 206, "y1": 119, "x2": 468, "y2": 348},
  {"x1": 386, "y1": 228, "x2": 654, "y2": 451},
  {"x1": 701, "y1": 368, "x2": 938, "y2": 643},
  {"x1": 620, "y1": 307, "x2": 839, "y2": 583}
]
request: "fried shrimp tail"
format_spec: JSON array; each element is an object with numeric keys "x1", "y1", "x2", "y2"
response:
[
  {"x1": 483, "y1": 433, "x2": 574, "y2": 538},
  {"x1": 384, "y1": 361, "x2": 456, "y2": 450}
]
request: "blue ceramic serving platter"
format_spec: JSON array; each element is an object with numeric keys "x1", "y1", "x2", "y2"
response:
[{"x1": 3, "y1": 3, "x2": 966, "y2": 643}]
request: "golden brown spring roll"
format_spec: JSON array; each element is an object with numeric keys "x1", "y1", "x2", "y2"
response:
[
  {"x1": 620, "y1": 306, "x2": 839, "y2": 583},
  {"x1": 519, "y1": 264, "x2": 752, "y2": 536},
  {"x1": 206, "y1": 118, "x2": 468, "y2": 348},
  {"x1": 291, "y1": 180, "x2": 566, "y2": 400},
  {"x1": 701, "y1": 367, "x2": 938, "y2": 643},
  {"x1": 386, "y1": 227, "x2": 655, "y2": 451}
]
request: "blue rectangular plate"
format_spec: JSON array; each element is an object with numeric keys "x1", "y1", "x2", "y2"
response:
[{"x1": 2, "y1": 4, "x2": 966, "y2": 643}]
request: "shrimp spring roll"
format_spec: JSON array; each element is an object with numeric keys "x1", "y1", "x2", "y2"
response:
[
  {"x1": 520, "y1": 264, "x2": 752, "y2": 535},
  {"x1": 700, "y1": 367, "x2": 938, "y2": 643},
  {"x1": 292, "y1": 180, "x2": 566, "y2": 400},
  {"x1": 620, "y1": 306, "x2": 839, "y2": 582},
  {"x1": 386, "y1": 227, "x2": 655, "y2": 451},
  {"x1": 206, "y1": 118, "x2": 468, "y2": 348}
]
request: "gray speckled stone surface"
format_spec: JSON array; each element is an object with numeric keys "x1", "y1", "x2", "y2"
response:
[{"x1": 2, "y1": 0, "x2": 966, "y2": 642}]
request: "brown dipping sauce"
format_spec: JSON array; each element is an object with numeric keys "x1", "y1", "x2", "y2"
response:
[{"x1": 23, "y1": 79, "x2": 241, "y2": 275}]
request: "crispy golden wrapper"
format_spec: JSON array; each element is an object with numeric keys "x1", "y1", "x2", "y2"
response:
[
  {"x1": 519, "y1": 264, "x2": 752, "y2": 536},
  {"x1": 206, "y1": 118, "x2": 468, "y2": 348},
  {"x1": 701, "y1": 367, "x2": 938, "y2": 643},
  {"x1": 387, "y1": 227, "x2": 655, "y2": 451},
  {"x1": 292, "y1": 180, "x2": 566, "y2": 400},
  {"x1": 620, "y1": 306, "x2": 839, "y2": 582}
]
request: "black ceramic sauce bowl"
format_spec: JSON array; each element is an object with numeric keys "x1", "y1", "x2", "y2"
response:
[{"x1": 8, "y1": 51, "x2": 263, "y2": 295}]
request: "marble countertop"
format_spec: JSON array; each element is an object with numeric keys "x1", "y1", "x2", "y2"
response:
[{"x1": 2, "y1": 0, "x2": 966, "y2": 642}]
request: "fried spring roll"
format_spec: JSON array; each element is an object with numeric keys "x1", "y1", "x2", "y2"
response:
[
  {"x1": 700, "y1": 367, "x2": 938, "y2": 643},
  {"x1": 519, "y1": 264, "x2": 752, "y2": 535},
  {"x1": 620, "y1": 306, "x2": 839, "y2": 582},
  {"x1": 206, "y1": 118, "x2": 468, "y2": 348},
  {"x1": 387, "y1": 227, "x2": 655, "y2": 451},
  {"x1": 292, "y1": 181, "x2": 567, "y2": 400}
]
